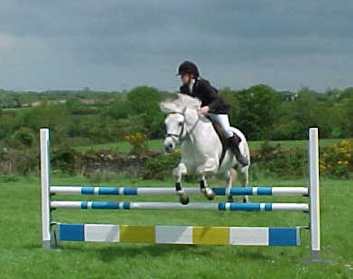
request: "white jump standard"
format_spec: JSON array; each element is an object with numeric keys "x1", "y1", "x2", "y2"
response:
[{"x1": 40, "y1": 128, "x2": 321, "y2": 258}]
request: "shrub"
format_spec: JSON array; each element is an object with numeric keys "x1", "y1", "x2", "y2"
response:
[
  {"x1": 252, "y1": 141, "x2": 306, "y2": 177},
  {"x1": 10, "y1": 127, "x2": 35, "y2": 148},
  {"x1": 320, "y1": 140, "x2": 353, "y2": 178},
  {"x1": 125, "y1": 132, "x2": 148, "y2": 155},
  {"x1": 143, "y1": 151, "x2": 180, "y2": 179},
  {"x1": 52, "y1": 147, "x2": 78, "y2": 175}
]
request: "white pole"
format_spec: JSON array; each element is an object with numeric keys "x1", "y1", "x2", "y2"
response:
[
  {"x1": 40, "y1": 128, "x2": 52, "y2": 249},
  {"x1": 309, "y1": 128, "x2": 320, "y2": 259}
]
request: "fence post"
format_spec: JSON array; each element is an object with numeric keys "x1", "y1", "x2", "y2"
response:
[
  {"x1": 309, "y1": 128, "x2": 320, "y2": 259},
  {"x1": 40, "y1": 128, "x2": 52, "y2": 249}
]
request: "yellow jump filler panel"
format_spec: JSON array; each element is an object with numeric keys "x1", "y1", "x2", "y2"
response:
[
  {"x1": 193, "y1": 226, "x2": 229, "y2": 245},
  {"x1": 119, "y1": 225, "x2": 155, "y2": 243}
]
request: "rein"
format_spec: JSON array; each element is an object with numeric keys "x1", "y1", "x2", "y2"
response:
[
  {"x1": 166, "y1": 112, "x2": 185, "y2": 140},
  {"x1": 166, "y1": 111, "x2": 200, "y2": 143}
]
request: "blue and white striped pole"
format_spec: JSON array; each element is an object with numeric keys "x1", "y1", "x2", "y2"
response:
[
  {"x1": 50, "y1": 186, "x2": 309, "y2": 196},
  {"x1": 50, "y1": 201, "x2": 309, "y2": 212}
]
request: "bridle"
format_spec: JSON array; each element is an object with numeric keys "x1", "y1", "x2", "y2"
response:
[
  {"x1": 165, "y1": 112, "x2": 187, "y2": 142},
  {"x1": 165, "y1": 110, "x2": 201, "y2": 143}
]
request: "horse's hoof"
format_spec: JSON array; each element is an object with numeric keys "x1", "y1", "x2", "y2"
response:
[
  {"x1": 227, "y1": 196, "x2": 234, "y2": 202},
  {"x1": 243, "y1": 196, "x2": 249, "y2": 203},
  {"x1": 203, "y1": 187, "x2": 215, "y2": 200},
  {"x1": 177, "y1": 192, "x2": 190, "y2": 205},
  {"x1": 180, "y1": 195, "x2": 190, "y2": 205}
]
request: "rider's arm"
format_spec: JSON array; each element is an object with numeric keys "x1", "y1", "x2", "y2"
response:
[
  {"x1": 197, "y1": 80, "x2": 221, "y2": 113},
  {"x1": 179, "y1": 84, "x2": 193, "y2": 96}
]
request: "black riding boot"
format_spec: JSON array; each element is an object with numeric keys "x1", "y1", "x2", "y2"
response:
[{"x1": 227, "y1": 135, "x2": 249, "y2": 166}]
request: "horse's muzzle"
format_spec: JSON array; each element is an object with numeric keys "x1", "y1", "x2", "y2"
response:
[{"x1": 164, "y1": 138, "x2": 176, "y2": 153}]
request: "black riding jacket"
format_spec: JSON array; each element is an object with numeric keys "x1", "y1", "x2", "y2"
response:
[{"x1": 179, "y1": 78, "x2": 230, "y2": 114}]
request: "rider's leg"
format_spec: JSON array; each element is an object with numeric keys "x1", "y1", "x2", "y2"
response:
[
  {"x1": 208, "y1": 113, "x2": 233, "y2": 138},
  {"x1": 208, "y1": 113, "x2": 249, "y2": 166}
]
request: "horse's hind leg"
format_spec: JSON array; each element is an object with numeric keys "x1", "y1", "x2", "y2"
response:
[
  {"x1": 240, "y1": 166, "x2": 249, "y2": 203},
  {"x1": 199, "y1": 175, "x2": 215, "y2": 200},
  {"x1": 226, "y1": 168, "x2": 236, "y2": 202}
]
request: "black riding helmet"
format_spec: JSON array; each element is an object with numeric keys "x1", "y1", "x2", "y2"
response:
[{"x1": 177, "y1": 61, "x2": 199, "y2": 78}]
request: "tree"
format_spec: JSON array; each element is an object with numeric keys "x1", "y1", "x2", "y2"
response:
[
  {"x1": 341, "y1": 97, "x2": 353, "y2": 137},
  {"x1": 219, "y1": 87, "x2": 240, "y2": 128},
  {"x1": 127, "y1": 86, "x2": 164, "y2": 138},
  {"x1": 235, "y1": 84, "x2": 281, "y2": 140}
]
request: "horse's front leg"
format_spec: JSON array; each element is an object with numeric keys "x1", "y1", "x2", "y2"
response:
[
  {"x1": 199, "y1": 175, "x2": 215, "y2": 200},
  {"x1": 173, "y1": 163, "x2": 189, "y2": 205}
]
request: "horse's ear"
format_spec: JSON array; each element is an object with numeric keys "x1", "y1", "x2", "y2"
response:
[
  {"x1": 160, "y1": 101, "x2": 168, "y2": 113},
  {"x1": 160, "y1": 99, "x2": 179, "y2": 113}
]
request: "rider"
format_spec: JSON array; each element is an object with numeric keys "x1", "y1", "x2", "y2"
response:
[{"x1": 177, "y1": 60, "x2": 248, "y2": 166}]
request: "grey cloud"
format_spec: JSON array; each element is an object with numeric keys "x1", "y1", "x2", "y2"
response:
[{"x1": 0, "y1": 0, "x2": 352, "y2": 91}]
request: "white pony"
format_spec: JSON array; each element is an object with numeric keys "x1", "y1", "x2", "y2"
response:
[{"x1": 160, "y1": 94, "x2": 250, "y2": 204}]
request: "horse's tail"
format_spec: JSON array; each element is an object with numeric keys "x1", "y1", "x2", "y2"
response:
[{"x1": 231, "y1": 127, "x2": 251, "y2": 166}]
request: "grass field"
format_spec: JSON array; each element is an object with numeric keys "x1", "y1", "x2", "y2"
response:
[
  {"x1": 0, "y1": 175, "x2": 352, "y2": 278},
  {"x1": 75, "y1": 137, "x2": 344, "y2": 153}
]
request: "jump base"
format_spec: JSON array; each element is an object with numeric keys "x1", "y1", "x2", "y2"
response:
[{"x1": 57, "y1": 224, "x2": 301, "y2": 246}]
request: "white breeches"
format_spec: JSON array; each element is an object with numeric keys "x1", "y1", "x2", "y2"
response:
[{"x1": 208, "y1": 113, "x2": 233, "y2": 138}]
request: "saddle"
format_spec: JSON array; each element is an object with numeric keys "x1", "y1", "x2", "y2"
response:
[
  {"x1": 211, "y1": 121, "x2": 228, "y2": 146},
  {"x1": 206, "y1": 116, "x2": 230, "y2": 166}
]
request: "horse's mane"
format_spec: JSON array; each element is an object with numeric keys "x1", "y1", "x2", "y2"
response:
[{"x1": 160, "y1": 94, "x2": 201, "y2": 114}]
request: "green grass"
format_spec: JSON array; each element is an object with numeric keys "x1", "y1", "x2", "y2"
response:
[
  {"x1": 75, "y1": 139, "x2": 162, "y2": 153},
  {"x1": 0, "y1": 175, "x2": 352, "y2": 278},
  {"x1": 75, "y1": 138, "x2": 344, "y2": 153}
]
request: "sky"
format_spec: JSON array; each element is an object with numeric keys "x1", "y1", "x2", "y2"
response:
[{"x1": 0, "y1": 0, "x2": 352, "y2": 92}]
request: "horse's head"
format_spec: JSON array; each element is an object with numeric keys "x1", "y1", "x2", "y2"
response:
[
  {"x1": 160, "y1": 94, "x2": 201, "y2": 153},
  {"x1": 163, "y1": 112, "x2": 185, "y2": 152}
]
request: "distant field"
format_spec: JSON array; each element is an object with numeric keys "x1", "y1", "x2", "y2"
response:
[{"x1": 75, "y1": 138, "x2": 344, "y2": 153}]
